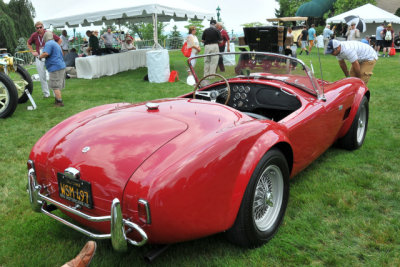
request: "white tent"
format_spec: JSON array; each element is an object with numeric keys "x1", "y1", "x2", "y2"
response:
[
  {"x1": 42, "y1": 1, "x2": 214, "y2": 46},
  {"x1": 326, "y1": 4, "x2": 400, "y2": 37}
]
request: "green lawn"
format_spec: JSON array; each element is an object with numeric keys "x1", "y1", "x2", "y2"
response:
[{"x1": 1, "y1": 49, "x2": 399, "y2": 266}]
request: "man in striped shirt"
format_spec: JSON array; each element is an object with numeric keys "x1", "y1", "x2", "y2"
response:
[{"x1": 325, "y1": 39, "x2": 378, "y2": 85}]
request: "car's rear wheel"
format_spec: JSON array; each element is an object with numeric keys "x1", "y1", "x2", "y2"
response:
[
  {"x1": 0, "y1": 72, "x2": 18, "y2": 118},
  {"x1": 226, "y1": 148, "x2": 289, "y2": 247},
  {"x1": 338, "y1": 96, "x2": 369, "y2": 150}
]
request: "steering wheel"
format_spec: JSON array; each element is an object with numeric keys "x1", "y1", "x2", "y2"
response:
[{"x1": 193, "y1": 73, "x2": 231, "y2": 105}]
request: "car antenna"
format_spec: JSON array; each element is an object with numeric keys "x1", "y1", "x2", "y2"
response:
[{"x1": 316, "y1": 39, "x2": 326, "y2": 101}]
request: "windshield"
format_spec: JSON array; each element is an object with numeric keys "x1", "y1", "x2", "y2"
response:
[{"x1": 187, "y1": 52, "x2": 321, "y2": 97}]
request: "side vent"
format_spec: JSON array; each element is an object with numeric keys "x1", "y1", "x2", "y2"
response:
[{"x1": 343, "y1": 107, "x2": 351, "y2": 120}]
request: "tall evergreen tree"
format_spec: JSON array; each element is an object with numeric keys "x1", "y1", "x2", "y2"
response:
[
  {"x1": 0, "y1": 0, "x2": 35, "y2": 53},
  {"x1": 0, "y1": 3, "x2": 17, "y2": 52},
  {"x1": 7, "y1": 0, "x2": 35, "y2": 38}
]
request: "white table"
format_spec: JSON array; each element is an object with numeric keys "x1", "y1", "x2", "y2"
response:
[{"x1": 75, "y1": 49, "x2": 148, "y2": 79}]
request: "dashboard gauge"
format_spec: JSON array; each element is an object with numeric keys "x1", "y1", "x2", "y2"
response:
[
  {"x1": 235, "y1": 93, "x2": 240, "y2": 99},
  {"x1": 241, "y1": 93, "x2": 247, "y2": 99},
  {"x1": 244, "y1": 86, "x2": 251, "y2": 93},
  {"x1": 239, "y1": 85, "x2": 244, "y2": 93},
  {"x1": 232, "y1": 86, "x2": 239, "y2": 92}
]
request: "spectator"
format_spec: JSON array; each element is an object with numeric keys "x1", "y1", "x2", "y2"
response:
[
  {"x1": 27, "y1": 21, "x2": 61, "y2": 98},
  {"x1": 64, "y1": 48, "x2": 78, "y2": 78},
  {"x1": 125, "y1": 32, "x2": 134, "y2": 42},
  {"x1": 325, "y1": 39, "x2": 378, "y2": 85},
  {"x1": 361, "y1": 36, "x2": 370, "y2": 45},
  {"x1": 216, "y1": 22, "x2": 230, "y2": 72},
  {"x1": 375, "y1": 23, "x2": 384, "y2": 55},
  {"x1": 86, "y1": 30, "x2": 99, "y2": 55},
  {"x1": 186, "y1": 26, "x2": 201, "y2": 67},
  {"x1": 346, "y1": 22, "x2": 360, "y2": 41},
  {"x1": 323, "y1": 25, "x2": 333, "y2": 53},
  {"x1": 381, "y1": 24, "x2": 394, "y2": 57},
  {"x1": 299, "y1": 25, "x2": 308, "y2": 55},
  {"x1": 284, "y1": 27, "x2": 295, "y2": 56},
  {"x1": 308, "y1": 24, "x2": 316, "y2": 53},
  {"x1": 39, "y1": 31, "x2": 66, "y2": 107},
  {"x1": 60, "y1": 30, "x2": 69, "y2": 56},
  {"x1": 93, "y1": 30, "x2": 99, "y2": 38},
  {"x1": 121, "y1": 38, "x2": 136, "y2": 51},
  {"x1": 201, "y1": 19, "x2": 222, "y2": 76},
  {"x1": 101, "y1": 28, "x2": 119, "y2": 49}
]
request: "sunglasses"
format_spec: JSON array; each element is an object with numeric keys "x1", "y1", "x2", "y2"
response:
[{"x1": 36, "y1": 26, "x2": 43, "y2": 29}]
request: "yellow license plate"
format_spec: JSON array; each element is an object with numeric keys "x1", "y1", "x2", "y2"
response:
[{"x1": 57, "y1": 173, "x2": 93, "y2": 209}]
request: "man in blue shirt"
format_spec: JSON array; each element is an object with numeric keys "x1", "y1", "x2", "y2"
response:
[
  {"x1": 39, "y1": 31, "x2": 66, "y2": 107},
  {"x1": 308, "y1": 24, "x2": 316, "y2": 54},
  {"x1": 375, "y1": 23, "x2": 384, "y2": 55},
  {"x1": 323, "y1": 25, "x2": 333, "y2": 53}
]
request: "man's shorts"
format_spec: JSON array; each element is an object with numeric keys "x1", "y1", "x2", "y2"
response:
[
  {"x1": 309, "y1": 40, "x2": 314, "y2": 48},
  {"x1": 49, "y1": 69, "x2": 66, "y2": 90},
  {"x1": 301, "y1": 41, "x2": 308, "y2": 49}
]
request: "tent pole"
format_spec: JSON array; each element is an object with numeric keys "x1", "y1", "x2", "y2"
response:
[{"x1": 153, "y1": 13, "x2": 161, "y2": 48}]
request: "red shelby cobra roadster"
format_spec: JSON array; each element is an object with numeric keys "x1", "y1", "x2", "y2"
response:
[{"x1": 28, "y1": 52, "x2": 369, "y2": 251}]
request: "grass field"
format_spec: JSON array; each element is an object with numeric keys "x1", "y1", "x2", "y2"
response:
[{"x1": 1, "y1": 49, "x2": 399, "y2": 266}]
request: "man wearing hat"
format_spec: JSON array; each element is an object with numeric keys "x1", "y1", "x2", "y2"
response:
[
  {"x1": 325, "y1": 39, "x2": 377, "y2": 85},
  {"x1": 201, "y1": 19, "x2": 222, "y2": 76}
]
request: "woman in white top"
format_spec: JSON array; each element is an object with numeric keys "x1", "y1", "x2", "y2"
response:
[
  {"x1": 346, "y1": 23, "x2": 360, "y2": 41},
  {"x1": 186, "y1": 26, "x2": 201, "y2": 67}
]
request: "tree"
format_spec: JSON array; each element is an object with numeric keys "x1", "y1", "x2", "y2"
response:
[
  {"x1": 125, "y1": 21, "x2": 167, "y2": 41},
  {"x1": 0, "y1": 11, "x2": 17, "y2": 52},
  {"x1": 332, "y1": 0, "x2": 376, "y2": 16},
  {"x1": 0, "y1": 0, "x2": 35, "y2": 54},
  {"x1": 275, "y1": 0, "x2": 308, "y2": 18},
  {"x1": 7, "y1": 0, "x2": 35, "y2": 38},
  {"x1": 168, "y1": 25, "x2": 183, "y2": 49}
]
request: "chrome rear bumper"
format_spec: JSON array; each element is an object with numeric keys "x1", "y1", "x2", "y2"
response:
[{"x1": 27, "y1": 167, "x2": 148, "y2": 251}]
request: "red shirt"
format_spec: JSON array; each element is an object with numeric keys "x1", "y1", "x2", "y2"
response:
[
  {"x1": 28, "y1": 30, "x2": 60, "y2": 53},
  {"x1": 219, "y1": 29, "x2": 230, "y2": 47}
]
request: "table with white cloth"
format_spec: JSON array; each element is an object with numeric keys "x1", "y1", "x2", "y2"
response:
[{"x1": 75, "y1": 49, "x2": 149, "y2": 79}]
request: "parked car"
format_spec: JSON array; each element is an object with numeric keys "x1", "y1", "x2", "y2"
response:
[{"x1": 28, "y1": 51, "x2": 369, "y2": 252}]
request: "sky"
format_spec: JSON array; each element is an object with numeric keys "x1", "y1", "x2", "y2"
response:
[{"x1": 19, "y1": 0, "x2": 279, "y2": 36}]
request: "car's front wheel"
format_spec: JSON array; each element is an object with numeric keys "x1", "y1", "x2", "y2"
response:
[
  {"x1": 226, "y1": 148, "x2": 289, "y2": 247},
  {"x1": 338, "y1": 96, "x2": 369, "y2": 150}
]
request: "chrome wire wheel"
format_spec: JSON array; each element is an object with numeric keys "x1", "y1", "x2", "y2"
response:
[
  {"x1": 253, "y1": 164, "x2": 284, "y2": 232},
  {"x1": 357, "y1": 103, "x2": 367, "y2": 144}
]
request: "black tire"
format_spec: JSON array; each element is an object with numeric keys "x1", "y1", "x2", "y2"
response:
[
  {"x1": 226, "y1": 148, "x2": 290, "y2": 247},
  {"x1": 0, "y1": 72, "x2": 18, "y2": 118},
  {"x1": 338, "y1": 96, "x2": 369, "y2": 150},
  {"x1": 12, "y1": 64, "x2": 33, "y2": 103}
]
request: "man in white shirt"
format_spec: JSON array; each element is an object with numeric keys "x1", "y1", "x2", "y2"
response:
[{"x1": 325, "y1": 39, "x2": 378, "y2": 85}]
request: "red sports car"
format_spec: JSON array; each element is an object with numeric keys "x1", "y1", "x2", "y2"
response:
[{"x1": 27, "y1": 52, "x2": 369, "y2": 252}]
